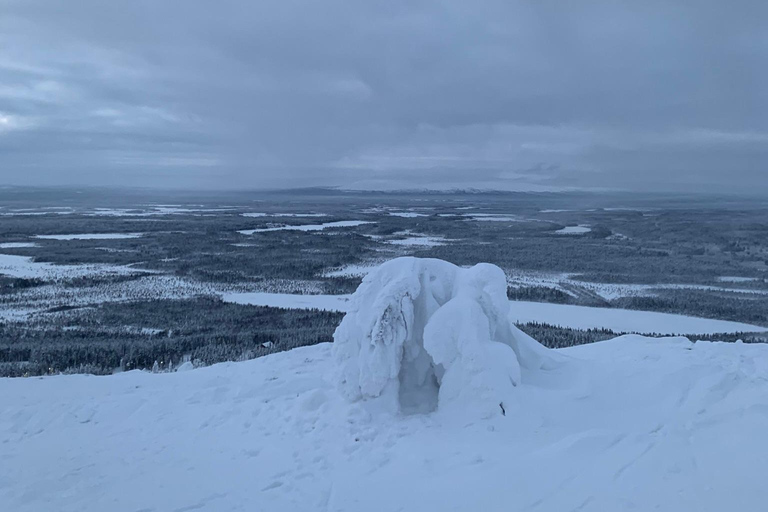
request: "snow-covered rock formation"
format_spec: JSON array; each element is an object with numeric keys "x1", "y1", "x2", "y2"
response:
[{"x1": 333, "y1": 257, "x2": 555, "y2": 417}]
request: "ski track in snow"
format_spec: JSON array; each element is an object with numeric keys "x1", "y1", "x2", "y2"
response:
[{"x1": 2, "y1": 337, "x2": 768, "y2": 512}]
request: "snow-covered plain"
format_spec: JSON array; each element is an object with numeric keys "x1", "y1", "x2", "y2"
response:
[
  {"x1": 222, "y1": 291, "x2": 352, "y2": 311},
  {"x1": 508, "y1": 300, "x2": 768, "y2": 334},
  {"x1": 555, "y1": 225, "x2": 592, "y2": 234},
  {"x1": 241, "y1": 213, "x2": 328, "y2": 218},
  {"x1": 34, "y1": 233, "x2": 144, "y2": 240},
  {"x1": 388, "y1": 211, "x2": 428, "y2": 218},
  {"x1": 0, "y1": 242, "x2": 39, "y2": 249},
  {"x1": 221, "y1": 291, "x2": 767, "y2": 335},
  {"x1": 3, "y1": 337, "x2": 768, "y2": 512},
  {"x1": 719, "y1": 276, "x2": 762, "y2": 283},
  {"x1": 87, "y1": 206, "x2": 239, "y2": 217},
  {"x1": 0, "y1": 254, "x2": 146, "y2": 281},
  {"x1": 506, "y1": 269, "x2": 768, "y2": 300},
  {"x1": 238, "y1": 220, "x2": 372, "y2": 235},
  {"x1": 387, "y1": 234, "x2": 447, "y2": 247}
]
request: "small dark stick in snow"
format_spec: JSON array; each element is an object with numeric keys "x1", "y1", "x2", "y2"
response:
[{"x1": 499, "y1": 402, "x2": 506, "y2": 416}]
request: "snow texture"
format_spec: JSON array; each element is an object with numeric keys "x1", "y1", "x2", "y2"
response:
[
  {"x1": 4, "y1": 337, "x2": 768, "y2": 512},
  {"x1": 333, "y1": 257, "x2": 553, "y2": 417}
]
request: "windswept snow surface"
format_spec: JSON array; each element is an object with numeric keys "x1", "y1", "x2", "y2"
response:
[
  {"x1": 3, "y1": 337, "x2": 768, "y2": 511},
  {"x1": 221, "y1": 292, "x2": 767, "y2": 335}
]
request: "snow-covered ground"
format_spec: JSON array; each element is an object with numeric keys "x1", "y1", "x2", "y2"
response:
[
  {"x1": 241, "y1": 213, "x2": 328, "y2": 218},
  {"x1": 87, "y1": 207, "x2": 239, "y2": 217},
  {"x1": 323, "y1": 263, "x2": 383, "y2": 278},
  {"x1": 0, "y1": 275, "x2": 237, "y2": 321},
  {"x1": 508, "y1": 301, "x2": 767, "y2": 334},
  {"x1": 222, "y1": 291, "x2": 352, "y2": 311},
  {"x1": 0, "y1": 208, "x2": 73, "y2": 216},
  {"x1": 387, "y1": 234, "x2": 447, "y2": 247},
  {"x1": 220, "y1": 292, "x2": 767, "y2": 335},
  {"x1": 388, "y1": 211, "x2": 428, "y2": 218},
  {"x1": 506, "y1": 269, "x2": 768, "y2": 300},
  {"x1": 555, "y1": 225, "x2": 592, "y2": 234},
  {"x1": 0, "y1": 254, "x2": 146, "y2": 281},
  {"x1": 34, "y1": 233, "x2": 144, "y2": 240},
  {"x1": 464, "y1": 213, "x2": 524, "y2": 222},
  {"x1": 719, "y1": 276, "x2": 762, "y2": 283},
  {"x1": 3, "y1": 336, "x2": 768, "y2": 512},
  {"x1": 0, "y1": 242, "x2": 39, "y2": 249},
  {"x1": 238, "y1": 220, "x2": 373, "y2": 235}
]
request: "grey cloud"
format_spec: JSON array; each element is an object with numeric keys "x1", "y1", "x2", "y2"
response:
[{"x1": 0, "y1": 0, "x2": 766, "y2": 193}]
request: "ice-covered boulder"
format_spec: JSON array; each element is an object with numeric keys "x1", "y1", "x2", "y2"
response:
[{"x1": 333, "y1": 257, "x2": 554, "y2": 417}]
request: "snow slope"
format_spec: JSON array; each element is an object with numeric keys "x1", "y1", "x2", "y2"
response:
[
  {"x1": 3, "y1": 337, "x2": 768, "y2": 512},
  {"x1": 221, "y1": 292, "x2": 767, "y2": 335}
]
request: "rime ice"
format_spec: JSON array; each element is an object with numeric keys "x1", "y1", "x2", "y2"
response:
[{"x1": 333, "y1": 257, "x2": 553, "y2": 416}]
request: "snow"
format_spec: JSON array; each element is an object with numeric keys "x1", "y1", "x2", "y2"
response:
[
  {"x1": 508, "y1": 301, "x2": 768, "y2": 334},
  {"x1": 0, "y1": 254, "x2": 145, "y2": 281},
  {"x1": 333, "y1": 257, "x2": 554, "y2": 416},
  {"x1": 507, "y1": 269, "x2": 768, "y2": 301},
  {"x1": 464, "y1": 213, "x2": 523, "y2": 222},
  {"x1": 1, "y1": 275, "x2": 232, "y2": 321},
  {"x1": 0, "y1": 209, "x2": 73, "y2": 216},
  {"x1": 387, "y1": 234, "x2": 447, "y2": 247},
  {"x1": 388, "y1": 212, "x2": 427, "y2": 218},
  {"x1": 175, "y1": 361, "x2": 194, "y2": 372},
  {"x1": 87, "y1": 207, "x2": 237, "y2": 217},
  {"x1": 221, "y1": 291, "x2": 767, "y2": 335},
  {"x1": 242, "y1": 213, "x2": 328, "y2": 218},
  {"x1": 718, "y1": 276, "x2": 761, "y2": 283},
  {"x1": 4, "y1": 337, "x2": 768, "y2": 511},
  {"x1": 238, "y1": 220, "x2": 372, "y2": 235},
  {"x1": 222, "y1": 291, "x2": 352, "y2": 311},
  {"x1": 323, "y1": 263, "x2": 381, "y2": 278},
  {"x1": 0, "y1": 242, "x2": 39, "y2": 249},
  {"x1": 555, "y1": 225, "x2": 592, "y2": 234},
  {"x1": 34, "y1": 233, "x2": 144, "y2": 240}
]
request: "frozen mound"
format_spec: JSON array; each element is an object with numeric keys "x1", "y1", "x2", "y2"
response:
[{"x1": 333, "y1": 257, "x2": 554, "y2": 417}]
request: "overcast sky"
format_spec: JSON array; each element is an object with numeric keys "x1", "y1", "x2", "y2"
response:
[{"x1": 1, "y1": 1, "x2": 766, "y2": 193}]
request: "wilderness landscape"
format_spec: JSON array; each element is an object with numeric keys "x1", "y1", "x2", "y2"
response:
[{"x1": 2, "y1": 187, "x2": 766, "y2": 377}]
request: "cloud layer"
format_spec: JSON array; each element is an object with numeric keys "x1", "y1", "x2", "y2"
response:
[{"x1": 1, "y1": 0, "x2": 766, "y2": 192}]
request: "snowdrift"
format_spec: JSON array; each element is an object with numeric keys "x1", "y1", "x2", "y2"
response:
[{"x1": 333, "y1": 257, "x2": 555, "y2": 416}]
